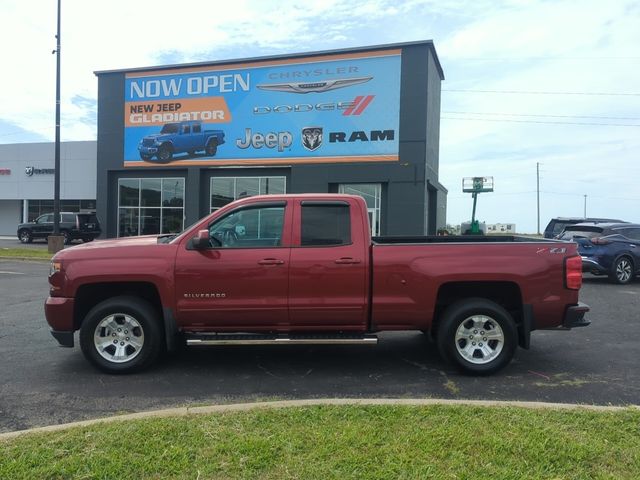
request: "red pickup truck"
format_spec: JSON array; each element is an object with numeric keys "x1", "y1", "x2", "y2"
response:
[{"x1": 45, "y1": 194, "x2": 589, "y2": 375}]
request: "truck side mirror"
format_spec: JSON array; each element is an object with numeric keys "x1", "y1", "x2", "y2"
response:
[{"x1": 191, "y1": 229, "x2": 211, "y2": 249}]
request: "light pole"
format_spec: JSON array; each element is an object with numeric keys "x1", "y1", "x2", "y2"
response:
[
  {"x1": 536, "y1": 162, "x2": 540, "y2": 235},
  {"x1": 583, "y1": 194, "x2": 587, "y2": 218},
  {"x1": 49, "y1": 0, "x2": 63, "y2": 253}
]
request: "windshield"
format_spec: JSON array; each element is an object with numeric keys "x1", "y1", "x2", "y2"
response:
[{"x1": 160, "y1": 123, "x2": 180, "y2": 134}]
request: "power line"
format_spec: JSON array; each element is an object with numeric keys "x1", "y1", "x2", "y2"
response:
[
  {"x1": 443, "y1": 89, "x2": 640, "y2": 96},
  {"x1": 541, "y1": 191, "x2": 640, "y2": 202},
  {"x1": 443, "y1": 111, "x2": 640, "y2": 121},
  {"x1": 441, "y1": 117, "x2": 640, "y2": 127}
]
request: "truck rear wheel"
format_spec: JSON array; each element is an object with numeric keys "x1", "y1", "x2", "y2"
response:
[
  {"x1": 79, "y1": 296, "x2": 163, "y2": 374},
  {"x1": 436, "y1": 298, "x2": 517, "y2": 375},
  {"x1": 18, "y1": 229, "x2": 32, "y2": 243}
]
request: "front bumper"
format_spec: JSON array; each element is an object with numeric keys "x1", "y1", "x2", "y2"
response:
[
  {"x1": 581, "y1": 256, "x2": 607, "y2": 274},
  {"x1": 139, "y1": 145, "x2": 159, "y2": 155},
  {"x1": 45, "y1": 296, "x2": 75, "y2": 347},
  {"x1": 563, "y1": 302, "x2": 590, "y2": 328}
]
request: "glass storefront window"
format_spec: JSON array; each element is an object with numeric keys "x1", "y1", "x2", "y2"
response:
[
  {"x1": 140, "y1": 179, "x2": 162, "y2": 207},
  {"x1": 119, "y1": 179, "x2": 139, "y2": 207},
  {"x1": 339, "y1": 183, "x2": 382, "y2": 236},
  {"x1": 210, "y1": 176, "x2": 286, "y2": 212},
  {"x1": 117, "y1": 178, "x2": 185, "y2": 237},
  {"x1": 162, "y1": 179, "x2": 184, "y2": 207}
]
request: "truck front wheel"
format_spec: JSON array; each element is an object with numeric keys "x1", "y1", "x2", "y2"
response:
[
  {"x1": 436, "y1": 298, "x2": 517, "y2": 375},
  {"x1": 157, "y1": 144, "x2": 173, "y2": 162},
  {"x1": 205, "y1": 140, "x2": 218, "y2": 156},
  {"x1": 79, "y1": 296, "x2": 163, "y2": 374}
]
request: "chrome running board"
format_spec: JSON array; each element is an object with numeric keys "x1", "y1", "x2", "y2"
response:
[{"x1": 185, "y1": 332, "x2": 378, "y2": 346}]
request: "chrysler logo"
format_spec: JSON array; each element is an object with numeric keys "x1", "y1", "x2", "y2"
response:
[
  {"x1": 302, "y1": 127, "x2": 323, "y2": 151},
  {"x1": 256, "y1": 76, "x2": 372, "y2": 94}
]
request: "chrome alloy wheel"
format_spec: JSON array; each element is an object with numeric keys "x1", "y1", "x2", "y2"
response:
[
  {"x1": 454, "y1": 315, "x2": 504, "y2": 365},
  {"x1": 93, "y1": 313, "x2": 145, "y2": 363},
  {"x1": 616, "y1": 258, "x2": 633, "y2": 283}
]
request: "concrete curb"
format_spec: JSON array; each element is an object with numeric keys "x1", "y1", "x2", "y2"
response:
[{"x1": 2, "y1": 398, "x2": 638, "y2": 441}]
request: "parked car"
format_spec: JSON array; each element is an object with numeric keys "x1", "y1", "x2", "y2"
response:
[
  {"x1": 544, "y1": 217, "x2": 626, "y2": 239},
  {"x1": 559, "y1": 222, "x2": 640, "y2": 284},
  {"x1": 17, "y1": 212, "x2": 101, "y2": 245}
]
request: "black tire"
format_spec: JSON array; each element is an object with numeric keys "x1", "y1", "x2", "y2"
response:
[
  {"x1": 18, "y1": 229, "x2": 32, "y2": 244},
  {"x1": 205, "y1": 140, "x2": 218, "y2": 156},
  {"x1": 140, "y1": 153, "x2": 153, "y2": 161},
  {"x1": 609, "y1": 256, "x2": 634, "y2": 284},
  {"x1": 82, "y1": 237, "x2": 94, "y2": 243},
  {"x1": 436, "y1": 298, "x2": 517, "y2": 375},
  {"x1": 157, "y1": 144, "x2": 173, "y2": 162},
  {"x1": 79, "y1": 296, "x2": 164, "y2": 374}
]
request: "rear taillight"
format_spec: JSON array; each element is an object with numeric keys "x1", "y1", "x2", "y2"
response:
[
  {"x1": 591, "y1": 237, "x2": 611, "y2": 245},
  {"x1": 565, "y1": 255, "x2": 582, "y2": 290}
]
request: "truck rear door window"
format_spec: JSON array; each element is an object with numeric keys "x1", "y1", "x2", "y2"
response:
[{"x1": 301, "y1": 204, "x2": 351, "y2": 246}]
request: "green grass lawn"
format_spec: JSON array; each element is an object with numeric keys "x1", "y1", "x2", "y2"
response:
[
  {"x1": 1, "y1": 405, "x2": 639, "y2": 479},
  {"x1": 0, "y1": 247, "x2": 52, "y2": 260}
]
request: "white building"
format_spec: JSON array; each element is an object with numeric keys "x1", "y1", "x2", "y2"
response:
[{"x1": 0, "y1": 141, "x2": 96, "y2": 235}]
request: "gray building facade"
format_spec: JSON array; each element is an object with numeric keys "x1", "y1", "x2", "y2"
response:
[
  {"x1": 95, "y1": 41, "x2": 447, "y2": 238},
  {"x1": 0, "y1": 141, "x2": 97, "y2": 236}
]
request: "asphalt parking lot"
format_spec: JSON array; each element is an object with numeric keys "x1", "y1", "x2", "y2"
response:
[{"x1": 0, "y1": 257, "x2": 638, "y2": 433}]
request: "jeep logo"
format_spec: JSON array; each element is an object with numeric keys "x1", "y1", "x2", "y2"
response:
[{"x1": 236, "y1": 128, "x2": 292, "y2": 152}]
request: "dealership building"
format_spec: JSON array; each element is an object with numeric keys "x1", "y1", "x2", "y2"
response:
[
  {"x1": 0, "y1": 141, "x2": 97, "y2": 236},
  {"x1": 94, "y1": 40, "x2": 447, "y2": 238}
]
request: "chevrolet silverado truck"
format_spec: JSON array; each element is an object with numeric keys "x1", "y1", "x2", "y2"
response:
[
  {"x1": 138, "y1": 121, "x2": 225, "y2": 162},
  {"x1": 45, "y1": 194, "x2": 589, "y2": 375}
]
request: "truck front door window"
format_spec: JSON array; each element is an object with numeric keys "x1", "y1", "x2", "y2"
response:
[{"x1": 209, "y1": 206, "x2": 285, "y2": 248}]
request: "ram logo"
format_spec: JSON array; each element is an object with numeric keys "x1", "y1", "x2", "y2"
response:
[{"x1": 301, "y1": 127, "x2": 323, "y2": 151}]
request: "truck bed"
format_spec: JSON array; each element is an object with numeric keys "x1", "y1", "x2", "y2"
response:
[{"x1": 373, "y1": 235, "x2": 551, "y2": 244}]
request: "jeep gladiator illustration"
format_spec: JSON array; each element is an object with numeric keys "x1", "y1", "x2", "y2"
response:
[{"x1": 138, "y1": 121, "x2": 225, "y2": 162}]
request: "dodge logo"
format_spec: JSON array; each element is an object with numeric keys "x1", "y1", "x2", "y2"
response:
[
  {"x1": 302, "y1": 127, "x2": 323, "y2": 151},
  {"x1": 25, "y1": 166, "x2": 34, "y2": 176}
]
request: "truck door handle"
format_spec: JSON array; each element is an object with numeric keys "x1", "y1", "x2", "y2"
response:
[
  {"x1": 258, "y1": 258, "x2": 285, "y2": 265},
  {"x1": 334, "y1": 257, "x2": 361, "y2": 264}
]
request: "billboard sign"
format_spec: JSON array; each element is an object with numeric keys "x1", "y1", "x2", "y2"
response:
[{"x1": 123, "y1": 49, "x2": 401, "y2": 167}]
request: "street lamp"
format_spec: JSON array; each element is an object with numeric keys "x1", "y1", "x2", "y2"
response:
[{"x1": 48, "y1": 0, "x2": 64, "y2": 253}]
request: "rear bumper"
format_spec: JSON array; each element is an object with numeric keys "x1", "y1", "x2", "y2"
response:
[{"x1": 563, "y1": 302, "x2": 590, "y2": 328}]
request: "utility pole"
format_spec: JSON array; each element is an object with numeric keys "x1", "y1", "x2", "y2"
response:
[
  {"x1": 49, "y1": 0, "x2": 63, "y2": 253},
  {"x1": 536, "y1": 162, "x2": 540, "y2": 235}
]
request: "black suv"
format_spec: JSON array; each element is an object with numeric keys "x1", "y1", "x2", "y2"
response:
[
  {"x1": 543, "y1": 217, "x2": 626, "y2": 238},
  {"x1": 17, "y1": 212, "x2": 101, "y2": 245}
]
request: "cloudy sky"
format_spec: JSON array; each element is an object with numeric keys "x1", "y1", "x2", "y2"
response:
[{"x1": 1, "y1": 0, "x2": 639, "y2": 232}]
